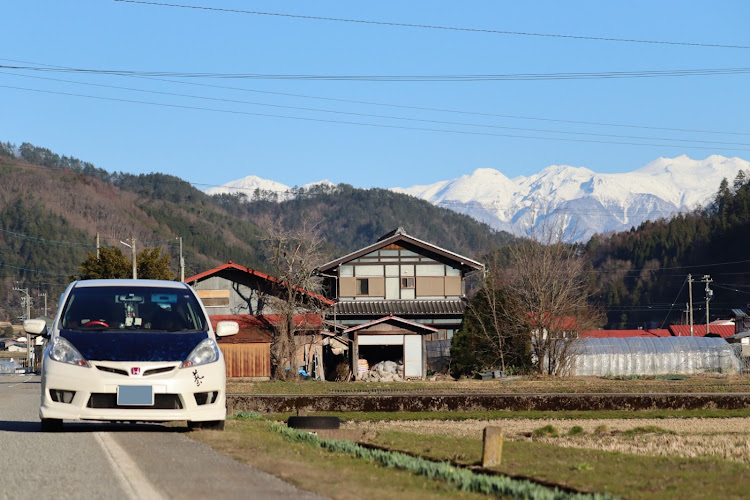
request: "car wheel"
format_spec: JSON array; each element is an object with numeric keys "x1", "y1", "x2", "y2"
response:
[
  {"x1": 41, "y1": 418, "x2": 63, "y2": 432},
  {"x1": 188, "y1": 420, "x2": 225, "y2": 431},
  {"x1": 287, "y1": 416, "x2": 340, "y2": 430}
]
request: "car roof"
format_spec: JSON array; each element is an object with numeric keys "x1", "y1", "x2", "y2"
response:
[{"x1": 72, "y1": 279, "x2": 189, "y2": 289}]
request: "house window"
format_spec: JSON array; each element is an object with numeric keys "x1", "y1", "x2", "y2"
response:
[
  {"x1": 356, "y1": 278, "x2": 369, "y2": 295},
  {"x1": 400, "y1": 277, "x2": 415, "y2": 289},
  {"x1": 196, "y1": 289, "x2": 230, "y2": 307}
]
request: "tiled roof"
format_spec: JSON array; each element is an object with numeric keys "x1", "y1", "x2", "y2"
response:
[
  {"x1": 342, "y1": 315, "x2": 438, "y2": 334},
  {"x1": 332, "y1": 299, "x2": 466, "y2": 316}
]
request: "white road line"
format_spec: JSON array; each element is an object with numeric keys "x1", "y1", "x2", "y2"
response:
[
  {"x1": 0, "y1": 375, "x2": 34, "y2": 389},
  {"x1": 95, "y1": 432, "x2": 166, "y2": 500}
]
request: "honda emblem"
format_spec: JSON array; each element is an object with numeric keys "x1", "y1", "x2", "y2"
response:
[{"x1": 131, "y1": 367, "x2": 141, "y2": 376}]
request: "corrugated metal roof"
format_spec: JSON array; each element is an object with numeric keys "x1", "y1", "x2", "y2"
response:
[
  {"x1": 332, "y1": 299, "x2": 466, "y2": 316},
  {"x1": 581, "y1": 329, "x2": 672, "y2": 338},
  {"x1": 669, "y1": 324, "x2": 735, "y2": 338}
]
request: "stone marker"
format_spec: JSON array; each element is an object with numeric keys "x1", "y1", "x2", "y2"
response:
[{"x1": 482, "y1": 426, "x2": 504, "y2": 467}]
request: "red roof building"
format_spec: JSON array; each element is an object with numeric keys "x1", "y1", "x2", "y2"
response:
[{"x1": 581, "y1": 329, "x2": 672, "y2": 338}]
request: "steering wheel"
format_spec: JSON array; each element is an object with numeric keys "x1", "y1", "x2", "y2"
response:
[{"x1": 83, "y1": 320, "x2": 109, "y2": 328}]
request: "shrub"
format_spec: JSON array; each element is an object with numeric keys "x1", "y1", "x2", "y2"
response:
[
  {"x1": 623, "y1": 426, "x2": 675, "y2": 437},
  {"x1": 532, "y1": 425, "x2": 559, "y2": 438},
  {"x1": 568, "y1": 426, "x2": 585, "y2": 436}
]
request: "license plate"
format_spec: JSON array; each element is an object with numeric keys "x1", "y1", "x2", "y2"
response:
[{"x1": 117, "y1": 385, "x2": 154, "y2": 406}]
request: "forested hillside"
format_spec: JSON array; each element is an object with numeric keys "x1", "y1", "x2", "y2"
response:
[
  {"x1": 0, "y1": 141, "x2": 512, "y2": 322},
  {"x1": 0, "y1": 142, "x2": 268, "y2": 321},
  {"x1": 213, "y1": 185, "x2": 513, "y2": 258},
  {"x1": 587, "y1": 173, "x2": 750, "y2": 328}
]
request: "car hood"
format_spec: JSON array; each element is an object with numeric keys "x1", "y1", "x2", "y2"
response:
[{"x1": 59, "y1": 331, "x2": 209, "y2": 362}]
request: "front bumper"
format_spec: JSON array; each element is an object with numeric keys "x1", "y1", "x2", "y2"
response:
[{"x1": 40, "y1": 357, "x2": 227, "y2": 423}]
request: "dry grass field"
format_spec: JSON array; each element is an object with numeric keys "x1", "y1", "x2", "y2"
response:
[
  {"x1": 346, "y1": 417, "x2": 750, "y2": 462},
  {"x1": 227, "y1": 374, "x2": 750, "y2": 395}
]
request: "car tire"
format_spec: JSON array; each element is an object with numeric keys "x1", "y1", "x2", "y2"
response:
[
  {"x1": 287, "y1": 416, "x2": 340, "y2": 430},
  {"x1": 41, "y1": 418, "x2": 63, "y2": 432},
  {"x1": 188, "y1": 420, "x2": 225, "y2": 431}
]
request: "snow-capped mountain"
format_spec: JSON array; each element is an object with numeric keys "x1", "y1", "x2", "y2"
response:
[
  {"x1": 205, "y1": 176, "x2": 336, "y2": 201},
  {"x1": 205, "y1": 155, "x2": 750, "y2": 243},
  {"x1": 392, "y1": 155, "x2": 750, "y2": 241}
]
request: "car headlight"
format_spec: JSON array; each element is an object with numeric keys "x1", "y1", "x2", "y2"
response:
[
  {"x1": 49, "y1": 336, "x2": 90, "y2": 367},
  {"x1": 181, "y1": 338, "x2": 220, "y2": 368}
]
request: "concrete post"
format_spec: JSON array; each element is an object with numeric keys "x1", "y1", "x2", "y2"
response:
[{"x1": 481, "y1": 426, "x2": 504, "y2": 467}]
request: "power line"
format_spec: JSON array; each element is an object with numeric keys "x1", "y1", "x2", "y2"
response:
[
  {"x1": 4, "y1": 70, "x2": 749, "y2": 147},
  {"x1": 4, "y1": 84, "x2": 750, "y2": 153},
  {"x1": 3, "y1": 57, "x2": 747, "y2": 137},
  {"x1": 112, "y1": 0, "x2": 750, "y2": 50},
  {"x1": 3, "y1": 63, "x2": 750, "y2": 82}
]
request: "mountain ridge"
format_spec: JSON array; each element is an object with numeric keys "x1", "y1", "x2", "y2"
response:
[{"x1": 209, "y1": 155, "x2": 749, "y2": 242}]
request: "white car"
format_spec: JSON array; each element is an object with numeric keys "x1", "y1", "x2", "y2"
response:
[{"x1": 23, "y1": 279, "x2": 238, "y2": 432}]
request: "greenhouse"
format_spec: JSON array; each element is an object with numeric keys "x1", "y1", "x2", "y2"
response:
[
  {"x1": 572, "y1": 336, "x2": 741, "y2": 376},
  {"x1": 0, "y1": 360, "x2": 16, "y2": 374}
]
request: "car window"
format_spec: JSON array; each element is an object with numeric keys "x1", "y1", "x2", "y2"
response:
[{"x1": 61, "y1": 286, "x2": 208, "y2": 332}]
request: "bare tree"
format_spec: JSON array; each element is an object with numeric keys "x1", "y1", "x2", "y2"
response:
[
  {"x1": 261, "y1": 219, "x2": 328, "y2": 380},
  {"x1": 459, "y1": 254, "x2": 530, "y2": 374},
  {"x1": 504, "y1": 222, "x2": 604, "y2": 375}
]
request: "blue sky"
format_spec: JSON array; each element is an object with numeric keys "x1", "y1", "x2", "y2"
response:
[{"x1": 1, "y1": 1, "x2": 748, "y2": 189}]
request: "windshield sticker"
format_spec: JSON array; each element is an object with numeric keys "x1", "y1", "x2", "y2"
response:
[
  {"x1": 152, "y1": 294, "x2": 177, "y2": 304},
  {"x1": 192, "y1": 369, "x2": 204, "y2": 386}
]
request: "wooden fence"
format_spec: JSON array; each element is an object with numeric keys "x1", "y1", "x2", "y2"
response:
[{"x1": 219, "y1": 343, "x2": 271, "y2": 379}]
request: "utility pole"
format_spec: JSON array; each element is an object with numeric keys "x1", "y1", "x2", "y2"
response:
[
  {"x1": 688, "y1": 274, "x2": 694, "y2": 336},
  {"x1": 178, "y1": 236, "x2": 184, "y2": 282},
  {"x1": 13, "y1": 286, "x2": 32, "y2": 372},
  {"x1": 120, "y1": 238, "x2": 137, "y2": 279},
  {"x1": 702, "y1": 275, "x2": 713, "y2": 335},
  {"x1": 96, "y1": 232, "x2": 100, "y2": 259},
  {"x1": 39, "y1": 292, "x2": 48, "y2": 317}
]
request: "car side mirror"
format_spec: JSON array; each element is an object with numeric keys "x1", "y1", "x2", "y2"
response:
[
  {"x1": 23, "y1": 319, "x2": 49, "y2": 338},
  {"x1": 215, "y1": 321, "x2": 239, "y2": 337}
]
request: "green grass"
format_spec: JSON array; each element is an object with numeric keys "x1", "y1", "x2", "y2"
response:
[
  {"x1": 227, "y1": 375, "x2": 750, "y2": 395},
  {"x1": 532, "y1": 425, "x2": 560, "y2": 438},
  {"x1": 567, "y1": 426, "x2": 585, "y2": 436},
  {"x1": 263, "y1": 408, "x2": 750, "y2": 422},
  {"x1": 191, "y1": 417, "x2": 493, "y2": 500},
  {"x1": 621, "y1": 426, "x2": 675, "y2": 437},
  {"x1": 365, "y1": 429, "x2": 750, "y2": 500}
]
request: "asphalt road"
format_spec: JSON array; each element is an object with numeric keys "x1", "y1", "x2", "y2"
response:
[{"x1": 0, "y1": 375, "x2": 325, "y2": 500}]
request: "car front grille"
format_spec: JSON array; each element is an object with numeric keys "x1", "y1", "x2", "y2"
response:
[
  {"x1": 143, "y1": 366, "x2": 175, "y2": 376},
  {"x1": 86, "y1": 393, "x2": 183, "y2": 409},
  {"x1": 96, "y1": 365, "x2": 128, "y2": 376}
]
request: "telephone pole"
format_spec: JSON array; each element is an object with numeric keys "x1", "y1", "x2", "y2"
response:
[
  {"x1": 39, "y1": 292, "x2": 48, "y2": 317},
  {"x1": 702, "y1": 275, "x2": 713, "y2": 335},
  {"x1": 120, "y1": 237, "x2": 137, "y2": 279},
  {"x1": 178, "y1": 236, "x2": 184, "y2": 282},
  {"x1": 13, "y1": 286, "x2": 32, "y2": 371},
  {"x1": 688, "y1": 274, "x2": 694, "y2": 336}
]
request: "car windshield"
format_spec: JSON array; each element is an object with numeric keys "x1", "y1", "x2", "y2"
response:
[{"x1": 60, "y1": 285, "x2": 208, "y2": 332}]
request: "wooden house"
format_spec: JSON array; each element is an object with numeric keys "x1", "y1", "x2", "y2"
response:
[
  {"x1": 317, "y1": 227, "x2": 484, "y2": 378},
  {"x1": 185, "y1": 261, "x2": 334, "y2": 379}
]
